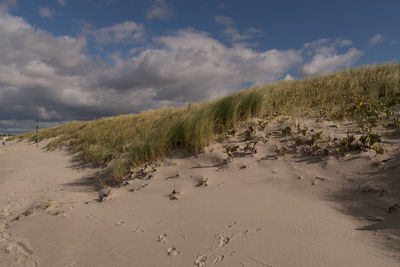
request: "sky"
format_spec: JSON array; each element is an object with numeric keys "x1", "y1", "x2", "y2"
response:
[{"x1": 0, "y1": 0, "x2": 399, "y2": 134}]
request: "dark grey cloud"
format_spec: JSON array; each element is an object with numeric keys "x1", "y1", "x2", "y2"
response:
[{"x1": 0, "y1": 11, "x2": 363, "y2": 134}]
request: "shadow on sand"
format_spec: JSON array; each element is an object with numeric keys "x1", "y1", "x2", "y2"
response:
[{"x1": 328, "y1": 149, "x2": 400, "y2": 255}]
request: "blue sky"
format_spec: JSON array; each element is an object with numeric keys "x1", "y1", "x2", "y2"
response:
[{"x1": 0, "y1": 0, "x2": 399, "y2": 134}]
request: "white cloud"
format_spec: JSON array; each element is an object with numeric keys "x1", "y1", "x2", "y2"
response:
[
  {"x1": 0, "y1": 10, "x2": 30, "y2": 32},
  {"x1": 0, "y1": 11, "x2": 364, "y2": 134},
  {"x1": 215, "y1": 15, "x2": 263, "y2": 42},
  {"x1": 57, "y1": 0, "x2": 66, "y2": 7},
  {"x1": 283, "y1": 74, "x2": 294, "y2": 81},
  {"x1": 0, "y1": 0, "x2": 17, "y2": 12},
  {"x1": 334, "y1": 38, "x2": 353, "y2": 47},
  {"x1": 82, "y1": 21, "x2": 145, "y2": 44},
  {"x1": 146, "y1": 0, "x2": 173, "y2": 20},
  {"x1": 39, "y1": 7, "x2": 55, "y2": 18},
  {"x1": 369, "y1": 34, "x2": 384, "y2": 47},
  {"x1": 0, "y1": 11, "x2": 303, "y2": 131},
  {"x1": 301, "y1": 39, "x2": 362, "y2": 76}
]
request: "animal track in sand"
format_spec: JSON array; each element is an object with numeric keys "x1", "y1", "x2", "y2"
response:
[
  {"x1": 231, "y1": 229, "x2": 249, "y2": 240},
  {"x1": 212, "y1": 229, "x2": 250, "y2": 250},
  {"x1": 195, "y1": 177, "x2": 209, "y2": 187},
  {"x1": 168, "y1": 190, "x2": 180, "y2": 200},
  {"x1": 129, "y1": 182, "x2": 148, "y2": 192},
  {"x1": 45, "y1": 202, "x2": 69, "y2": 217},
  {"x1": 5, "y1": 241, "x2": 33, "y2": 255},
  {"x1": 217, "y1": 234, "x2": 231, "y2": 248},
  {"x1": 167, "y1": 172, "x2": 180, "y2": 179},
  {"x1": 157, "y1": 234, "x2": 167, "y2": 242},
  {"x1": 166, "y1": 247, "x2": 180, "y2": 256},
  {"x1": 0, "y1": 207, "x2": 11, "y2": 219},
  {"x1": 226, "y1": 221, "x2": 237, "y2": 228},
  {"x1": 22, "y1": 201, "x2": 51, "y2": 216},
  {"x1": 213, "y1": 255, "x2": 224, "y2": 265},
  {"x1": 2, "y1": 240, "x2": 37, "y2": 267},
  {"x1": 115, "y1": 221, "x2": 125, "y2": 227},
  {"x1": 194, "y1": 255, "x2": 207, "y2": 267}
]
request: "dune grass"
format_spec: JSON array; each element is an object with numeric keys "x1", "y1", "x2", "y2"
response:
[{"x1": 15, "y1": 63, "x2": 400, "y2": 184}]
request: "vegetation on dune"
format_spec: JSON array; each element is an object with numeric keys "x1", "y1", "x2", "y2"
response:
[{"x1": 14, "y1": 63, "x2": 400, "y2": 184}]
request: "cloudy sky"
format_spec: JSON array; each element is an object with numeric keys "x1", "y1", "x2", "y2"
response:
[{"x1": 0, "y1": 0, "x2": 399, "y2": 134}]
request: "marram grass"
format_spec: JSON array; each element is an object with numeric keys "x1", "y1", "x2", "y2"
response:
[{"x1": 15, "y1": 63, "x2": 400, "y2": 184}]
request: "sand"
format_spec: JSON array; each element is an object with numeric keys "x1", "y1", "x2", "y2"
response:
[{"x1": 1, "y1": 117, "x2": 400, "y2": 266}]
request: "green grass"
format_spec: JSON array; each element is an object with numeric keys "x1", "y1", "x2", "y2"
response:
[{"x1": 14, "y1": 63, "x2": 400, "y2": 184}]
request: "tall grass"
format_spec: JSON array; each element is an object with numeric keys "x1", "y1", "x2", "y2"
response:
[{"x1": 15, "y1": 63, "x2": 400, "y2": 184}]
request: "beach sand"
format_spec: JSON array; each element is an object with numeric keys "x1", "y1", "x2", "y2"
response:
[{"x1": 1, "y1": 117, "x2": 399, "y2": 266}]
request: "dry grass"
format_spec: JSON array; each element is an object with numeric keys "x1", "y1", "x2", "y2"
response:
[{"x1": 14, "y1": 63, "x2": 400, "y2": 184}]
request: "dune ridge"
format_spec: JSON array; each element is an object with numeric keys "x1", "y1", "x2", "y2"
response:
[
  {"x1": 1, "y1": 112, "x2": 400, "y2": 266},
  {"x1": 1, "y1": 64, "x2": 400, "y2": 266}
]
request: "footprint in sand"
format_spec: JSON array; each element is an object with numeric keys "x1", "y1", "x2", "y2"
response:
[
  {"x1": 166, "y1": 247, "x2": 180, "y2": 256},
  {"x1": 213, "y1": 255, "x2": 224, "y2": 265},
  {"x1": 5, "y1": 241, "x2": 33, "y2": 255},
  {"x1": 312, "y1": 176, "x2": 327, "y2": 185},
  {"x1": 195, "y1": 177, "x2": 208, "y2": 187},
  {"x1": 217, "y1": 235, "x2": 231, "y2": 248},
  {"x1": 157, "y1": 234, "x2": 167, "y2": 242},
  {"x1": 3, "y1": 240, "x2": 37, "y2": 266},
  {"x1": 226, "y1": 221, "x2": 237, "y2": 228},
  {"x1": 129, "y1": 183, "x2": 148, "y2": 192},
  {"x1": 22, "y1": 201, "x2": 51, "y2": 216},
  {"x1": 167, "y1": 172, "x2": 180, "y2": 179},
  {"x1": 227, "y1": 251, "x2": 238, "y2": 256},
  {"x1": 115, "y1": 221, "x2": 125, "y2": 227},
  {"x1": 232, "y1": 229, "x2": 249, "y2": 240},
  {"x1": 46, "y1": 202, "x2": 69, "y2": 217},
  {"x1": 168, "y1": 190, "x2": 180, "y2": 200},
  {"x1": 194, "y1": 255, "x2": 207, "y2": 267},
  {"x1": 0, "y1": 208, "x2": 11, "y2": 219}
]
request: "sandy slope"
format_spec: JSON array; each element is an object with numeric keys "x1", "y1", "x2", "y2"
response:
[{"x1": 1, "y1": 118, "x2": 400, "y2": 267}]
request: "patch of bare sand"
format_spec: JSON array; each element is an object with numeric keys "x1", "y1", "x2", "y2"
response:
[{"x1": 1, "y1": 117, "x2": 399, "y2": 266}]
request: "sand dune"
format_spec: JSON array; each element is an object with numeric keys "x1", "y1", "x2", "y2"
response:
[{"x1": 1, "y1": 117, "x2": 400, "y2": 266}]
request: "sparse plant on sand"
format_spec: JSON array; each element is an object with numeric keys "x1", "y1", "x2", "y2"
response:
[
  {"x1": 275, "y1": 145, "x2": 288, "y2": 156},
  {"x1": 305, "y1": 131, "x2": 323, "y2": 146},
  {"x1": 359, "y1": 131, "x2": 382, "y2": 148},
  {"x1": 224, "y1": 144, "x2": 239, "y2": 163},
  {"x1": 394, "y1": 116, "x2": 400, "y2": 127},
  {"x1": 243, "y1": 141, "x2": 258, "y2": 154},
  {"x1": 258, "y1": 120, "x2": 268, "y2": 130},
  {"x1": 281, "y1": 126, "x2": 292, "y2": 135},
  {"x1": 244, "y1": 125, "x2": 256, "y2": 141},
  {"x1": 340, "y1": 133, "x2": 361, "y2": 151}
]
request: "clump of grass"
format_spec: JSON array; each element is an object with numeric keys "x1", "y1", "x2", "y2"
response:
[{"x1": 15, "y1": 63, "x2": 400, "y2": 185}]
